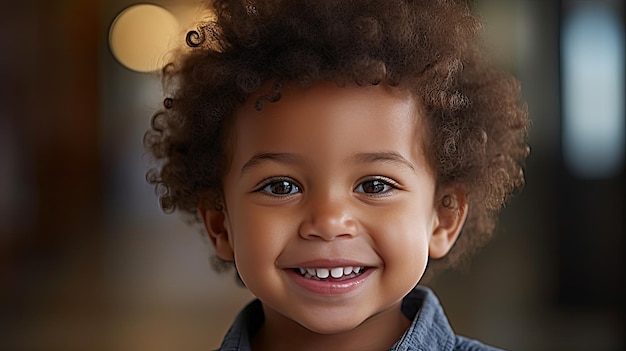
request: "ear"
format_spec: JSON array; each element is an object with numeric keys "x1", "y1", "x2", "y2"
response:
[
  {"x1": 429, "y1": 185, "x2": 468, "y2": 259},
  {"x1": 198, "y1": 201, "x2": 234, "y2": 261}
]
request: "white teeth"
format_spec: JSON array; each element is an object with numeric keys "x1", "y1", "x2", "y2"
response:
[
  {"x1": 316, "y1": 268, "x2": 330, "y2": 279},
  {"x1": 330, "y1": 267, "x2": 343, "y2": 278},
  {"x1": 296, "y1": 266, "x2": 365, "y2": 279}
]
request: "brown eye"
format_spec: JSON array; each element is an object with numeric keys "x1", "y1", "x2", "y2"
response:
[
  {"x1": 355, "y1": 179, "x2": 392, "y2": 194},
  {"x1": 261, "y1": 180, "x2": 300, "y2": 195}
]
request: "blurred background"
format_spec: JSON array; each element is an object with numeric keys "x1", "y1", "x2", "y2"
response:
[{"x1": 0, "y1": 0, "x2": 623, "y2": 350}]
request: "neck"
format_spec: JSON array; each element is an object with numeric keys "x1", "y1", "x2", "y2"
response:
[{"x1": 251, "y1": 302, "x2": 410, "y2": 351}]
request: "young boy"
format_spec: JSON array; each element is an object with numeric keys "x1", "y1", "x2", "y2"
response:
[{"x1": 144, "y1": 1, "x2": 529, "y2": 350}]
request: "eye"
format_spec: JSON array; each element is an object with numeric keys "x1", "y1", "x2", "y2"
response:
[
  {"x1": 354, "y1": 178, "x2": 398, "y2": 194},
  {"x1": 257, "y1": 178, "x2": 301, "y2": 196}
]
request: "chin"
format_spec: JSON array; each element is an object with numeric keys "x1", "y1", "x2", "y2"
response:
[{"x1": 297, "y1": 317, "x2": 364, "y2": 335}]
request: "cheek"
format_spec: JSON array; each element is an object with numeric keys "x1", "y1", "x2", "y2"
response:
[
  {"x1": 227, "y1": 207, "x2": 297, "y2": 276},
  {"x1": 383, "y1": 224, "x2": 430, "y2": 267},
  {"x1": 368, "y1": 204, "x2": 434, "y2": 273}
]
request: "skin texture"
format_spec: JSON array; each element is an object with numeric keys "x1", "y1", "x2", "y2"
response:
[
  {"x1": 146, "y1": 0, "x2": 530, "y2": 278},
  {"x1": 200, "y1": 82, "x2": 468, "y2": 351}
]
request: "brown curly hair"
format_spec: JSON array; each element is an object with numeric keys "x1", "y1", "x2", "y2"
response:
[{"x1": 144, "y1": 0, "x2": 530, "y2": 277}]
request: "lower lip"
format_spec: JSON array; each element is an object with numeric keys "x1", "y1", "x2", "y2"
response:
[{"x1": 285, "y1": 268, "x2": 374, "y2": 296}]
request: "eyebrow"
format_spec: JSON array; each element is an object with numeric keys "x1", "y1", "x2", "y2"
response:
[
  {"x1": 240, "y1": 151, "x2": 416, "y2": 176},
  {"x1": 240, "y1": 152, "x2": 303, "y2": 176},
  {"x1": 352, "y1": 151, "x2": 416, "y2": 172}
]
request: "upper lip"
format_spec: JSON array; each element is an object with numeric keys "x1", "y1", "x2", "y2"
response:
[{"x1": 285, "y1": 259, "x2": 372, "y2": 269}]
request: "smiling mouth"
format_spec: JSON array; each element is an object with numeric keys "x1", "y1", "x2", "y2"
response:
[{"x1": 293, "y1": 267, "x2": 367, "y2": 281}]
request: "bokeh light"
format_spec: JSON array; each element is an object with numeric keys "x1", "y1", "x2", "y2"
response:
[
  {"x1": 109, "y1": 4, "x2": 180, "y2": 73},
  {"x1": 562, "y1": 2, "x2": 625, "y2": 179}
]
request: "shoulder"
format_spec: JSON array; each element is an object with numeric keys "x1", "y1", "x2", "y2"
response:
[
  {"x1": 396, "y1": 287, "x2": 507, "y2": 351},
  {"x1": 214, "y1": 299, "x2": 263, "y2": 351}
]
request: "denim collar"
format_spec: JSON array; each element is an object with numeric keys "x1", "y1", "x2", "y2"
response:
[{"x1": 215, "y1": 286, "x2": 503, "y2": 351}]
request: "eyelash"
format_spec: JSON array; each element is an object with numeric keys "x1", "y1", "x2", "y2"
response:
[
  {"x1": 254, "y1": 177, "x2": 302, "y2": 196},
  {"x1": 354, "y1": 176, "x2": 401, "y2": 195},
  {"x1": 253, "y1": 176, "x2": 401, "y2": 197}
]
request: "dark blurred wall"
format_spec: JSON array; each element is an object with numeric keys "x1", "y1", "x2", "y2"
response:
[{"x1": 1, "y1": 0, "x2": 104, "y2": 349}]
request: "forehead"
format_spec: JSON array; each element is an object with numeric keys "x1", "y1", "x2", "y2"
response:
[
  {"x1": 234, "y1": 81, "x2": 423, "y2": 133},
  {"x1": 226, "y1": 81, "x2": 432, "y2": 171}
]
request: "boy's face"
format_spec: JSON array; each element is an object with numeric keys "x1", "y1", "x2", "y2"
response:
[{"x1": 201, "y1": 82, "x2": 466, "y2": 335}]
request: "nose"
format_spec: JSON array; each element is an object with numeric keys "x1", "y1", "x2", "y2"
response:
[{"x1": 298, "y1": 192, "x2": 358, "y2": 241}]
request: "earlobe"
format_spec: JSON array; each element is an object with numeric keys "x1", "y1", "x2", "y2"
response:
[
  {"x1": 429, "y1": 186, "x2": 468, "y2": 259},
  {"x1": 198, "y1": 202, "x2": 234, "y2": 261}
]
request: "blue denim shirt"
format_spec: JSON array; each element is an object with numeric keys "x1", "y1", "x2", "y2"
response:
[{"x1": 215, "y1": 286, "x2": 505, "y2": 351}]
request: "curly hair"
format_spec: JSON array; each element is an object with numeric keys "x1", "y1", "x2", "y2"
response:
[{"x1": 144, "y1": 0, "x2": 530, "y2": 278}]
